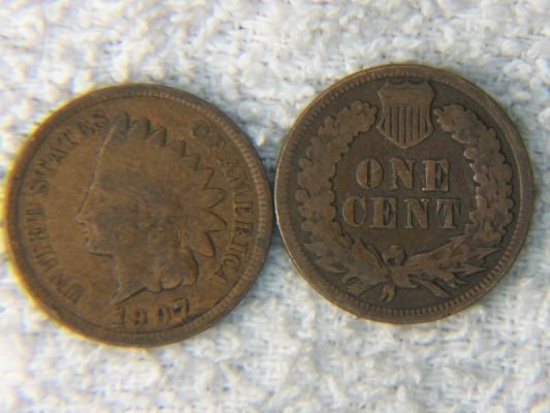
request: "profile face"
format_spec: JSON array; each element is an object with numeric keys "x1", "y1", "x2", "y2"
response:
[
  {"x1": 77, "y1": 177, "x2": 140, "y2": 256},
  {"x1": 74, "y1": 114, "x2": 226, "y2": 304}
]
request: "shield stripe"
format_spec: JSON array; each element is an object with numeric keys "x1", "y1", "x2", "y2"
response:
[
  {"x1": 420, "y1": 107, "x2": 428, "y2": 136},
  {"x1": 399, "y1": 105, "x2": 405, "y2": 144},
  {"x1": 412, "y1": 105, "x2": 418, "y2": 142},
  {"x1": 392, "y1": 106, "x2": 398, "y2": 142},
  {"x1": 405, "y1": 106, "x2": 412, "y2": 145}
]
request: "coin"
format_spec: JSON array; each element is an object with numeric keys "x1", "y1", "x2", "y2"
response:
[
  {"x1": 275, "y1": 64, "x2": 533, "y2": 323},
  {"x1": 6, "y1": 84, "x2": 272, "y2": 345}
]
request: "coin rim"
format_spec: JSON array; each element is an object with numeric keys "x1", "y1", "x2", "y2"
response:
[
  {"x1": 5, "y1": 84, "x2": 273, "y2": 346},
  {"x1": 274, "y1": 64, "x2": 534, "y2": 323}
]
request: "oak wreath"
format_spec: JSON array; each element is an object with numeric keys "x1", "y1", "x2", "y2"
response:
[{"x1": 296, "y1": 101, "x2": 513, "y2": 302}]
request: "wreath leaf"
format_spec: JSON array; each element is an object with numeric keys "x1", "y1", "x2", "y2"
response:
[{"x1": 296, "y1": 103, "x2": 513, "y2": 302}]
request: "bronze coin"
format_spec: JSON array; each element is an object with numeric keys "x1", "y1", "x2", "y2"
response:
[
  {"x1": 275, "y1": 64, "x2": 533, "y2": 323},
  {"x1": 5, "y1": 84, "x2": 272, "y2": 346}
]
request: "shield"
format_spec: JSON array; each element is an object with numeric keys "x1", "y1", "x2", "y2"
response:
[{"x1": 376, "y1": 80, "x2": 435, "y2": 149}]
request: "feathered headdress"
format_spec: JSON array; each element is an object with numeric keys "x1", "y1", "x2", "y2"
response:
[{"x1": 94, "y1": 114, "x2": 226, "y2": 258}]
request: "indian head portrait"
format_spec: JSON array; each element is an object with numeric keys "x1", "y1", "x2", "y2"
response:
[
  {"x1": 77, "y1": 114, "x2": 226, "y2": 304},
  {"x1": 7, "y1": 84, "x2": 271, "y2": 345}
]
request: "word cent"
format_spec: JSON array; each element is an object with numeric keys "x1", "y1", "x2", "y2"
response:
[{"x1": 275, "y1": 65, "x2": 533, "y2": 323}]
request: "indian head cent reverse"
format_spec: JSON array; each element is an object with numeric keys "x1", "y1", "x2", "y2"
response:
[{"x1": 275, "y1": 64, "x2": 533, "y2": 323}]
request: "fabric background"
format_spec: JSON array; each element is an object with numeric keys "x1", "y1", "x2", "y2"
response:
[{"x1": 0, "y1": 1, "x2": 548, "y2": 412}]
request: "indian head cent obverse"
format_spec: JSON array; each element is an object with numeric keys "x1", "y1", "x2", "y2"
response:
[
  {"x1": 6, "y1": 85, "x2": 272, "y2": 346},
  {"x1": 275, "y1": 64, "x2": 533, "y2": 323}
]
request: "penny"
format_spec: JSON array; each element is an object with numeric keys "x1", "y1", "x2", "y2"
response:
[
  {"x1": 6, "y1": 84, "x2": 272, "y2": 345},
  {"x1": 275, "y1": 64, "x2": 533, "y2": 323}
]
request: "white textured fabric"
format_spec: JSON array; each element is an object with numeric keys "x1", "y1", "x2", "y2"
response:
[{"x1": 1, "y1": 1, "x2": 548, "y2": 412}]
